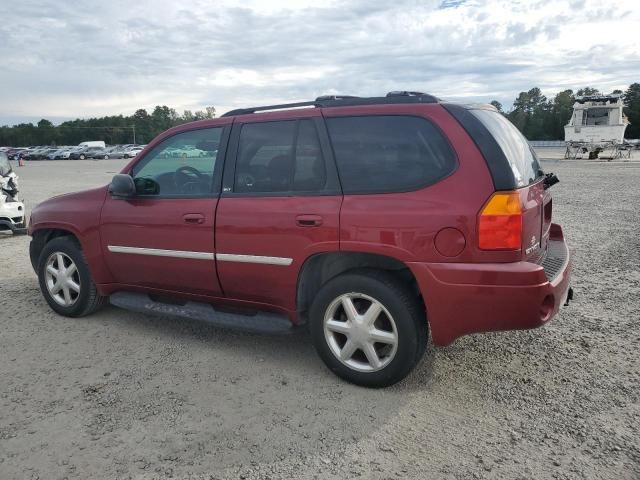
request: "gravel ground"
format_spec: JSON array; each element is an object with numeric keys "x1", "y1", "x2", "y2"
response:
[{"x1": 1, "y1": 156, "x2": 638, "y2": 479}]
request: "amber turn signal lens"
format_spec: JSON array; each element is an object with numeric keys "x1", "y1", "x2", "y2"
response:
[{"x1": 478, "y1": 192, "x2": 522, "y2": 250}]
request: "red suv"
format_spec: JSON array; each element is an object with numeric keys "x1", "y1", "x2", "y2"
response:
[{"x1": 29, "y1": 92, "x2": 572, "y2": 387}]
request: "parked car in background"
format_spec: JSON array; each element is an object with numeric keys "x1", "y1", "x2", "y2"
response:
[
  {"x1": 69, "y1": 146, "x2": 104, "y2": 160},
  {"x1": 62, "y1": 147, "x2": 87, "y2": 159},
  {"x1": 102, "y1": 146, "x2": 128, "y2": 159},
  {"x1": 53, "y1": 147, "x2": 74, "y2": 159},
  {"x1": 24, "y1": 147, "x2": 50, "y2": 160},
  {"x1": 109, "y1": 146, "x2": 130, "y2": 159},
  {"x1": 90, "y1": 147, "x2": 109, "y2": 159},
  {"x1": 7, "y1": 148, "x2": 27, "y2": 160},
  {"x1": 28, "y1": 92, "x2": 572, "y2": 387},
  {"x1": 48, "y1": 147, "x2": 71, "y2": 160},
  {"x1": 123, "y1": 146, "x2": 145, "y2": 158},
  {"x1": 0, "y1": 153, "x2": 26, "y2": 234}
]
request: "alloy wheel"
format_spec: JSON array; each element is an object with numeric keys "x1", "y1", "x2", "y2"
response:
[
  {"x1": 323, "y1": 293, "x2": 398, "y2": 372},
  {"x1": 44, "y1": 252, "x2": 81, "y2": 307}
]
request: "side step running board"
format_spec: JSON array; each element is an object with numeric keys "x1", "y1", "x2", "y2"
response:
[{"x1": 110, "y1": 291, "x2": 294, "y2": 334}]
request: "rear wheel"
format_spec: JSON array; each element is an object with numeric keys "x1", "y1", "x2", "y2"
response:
[
  {"x1": 310, "y1": 270, "x2": 427, "y2": 387},
  {"x1": 37, "y1": 237, "x2": 105, "y2": 317},
  {"x1": 79, "y1": 154, "x2": 86, "y2": 160}
]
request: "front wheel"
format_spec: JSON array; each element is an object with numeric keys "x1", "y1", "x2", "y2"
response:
[
  {"x1": 37, "y1": 237, "x2": 105, "y2": 317},
  {"x1": 309, "y1": 270, "x2": 428, "y2": 388},
  {"x1": 79, "y1": 154, "x2": 86, "y2": 160}
]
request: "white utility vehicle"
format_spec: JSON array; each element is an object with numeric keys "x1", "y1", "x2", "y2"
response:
[{"x1": 78, "y1": 141, "x2": 106, "y2": 148}]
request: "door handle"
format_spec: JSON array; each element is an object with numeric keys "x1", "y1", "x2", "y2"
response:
[
  {"x1": 183, "y1": 213, "x2": 205, "y2": 224},
  {"x1": 296, "y1": 214, "x2": 323, "y2": 227}
]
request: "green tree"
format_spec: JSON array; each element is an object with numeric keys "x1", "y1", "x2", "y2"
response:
[
  {"x1": 132, "y1": 109, "x2": 152, "y2": 144},
  {"x1": 550, "y1": 89, "x2": 575, "y2": 139},
  {"x1": 576, "y1": 87, "x2": 601, "y2": 97},
  {"x1": 508, "y1": 88, "x2": 552, "y2": 139},
  {"x1": 151, "y1": 106, "x2": 175, "y2": 133},
  {"x1": 182, "y1": 110, "x2": 194, "y2": 123},
  {"x1": 0, "y1": 104, "x2": 218, "y2": 147},
  {"x1": 490, "y1": 100, "x2": 503, "y2": 112}
]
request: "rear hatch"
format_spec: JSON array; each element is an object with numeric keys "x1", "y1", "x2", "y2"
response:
[{"x1": 468, "y1": 108, "x2": 550, "y2": 263}]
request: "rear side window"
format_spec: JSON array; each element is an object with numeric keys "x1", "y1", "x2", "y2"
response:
[
  {"x1": 234, "y1": 120, "x2": 327, "y2": 194},
  {"x1": 326, "y1": 116, "x2": 456, "y2": 194},
  {"x1": 470, "y1": 109, "x2": 541, "y2": 187}
]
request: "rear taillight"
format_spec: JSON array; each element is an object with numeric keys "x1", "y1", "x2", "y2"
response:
[{"x1": 478, "y1": 191, "x2": 522, "y2": 250}]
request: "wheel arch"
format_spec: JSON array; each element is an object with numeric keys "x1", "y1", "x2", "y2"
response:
[
  {"x1": 29, "y1": 227, "x2": 81, "y2": 272},
  {"x1": 296, "y1": 251, "x2": 424, "y2": 321}
]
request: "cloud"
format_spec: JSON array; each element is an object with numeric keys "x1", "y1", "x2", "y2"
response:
[{"x1": 0, "y1": 0, "x2": 637, "y2": 125}]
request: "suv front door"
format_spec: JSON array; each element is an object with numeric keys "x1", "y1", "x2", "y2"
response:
[
  {"x1": 100, "y1": 123, "x2": 229, "y2": 297},
  {"x1": 215, "y1": 113, "x2": 342, "y2": 314}
]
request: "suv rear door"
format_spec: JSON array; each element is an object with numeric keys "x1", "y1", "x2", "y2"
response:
[{"x1": 215, "y1": 111, "x2": 341, "y2": 313}]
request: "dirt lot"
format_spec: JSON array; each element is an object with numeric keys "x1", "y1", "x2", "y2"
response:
[{"x1": 1, "y1": 157, "x2": 638, "y2": 479}]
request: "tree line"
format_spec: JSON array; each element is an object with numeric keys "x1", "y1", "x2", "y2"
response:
[
  {"x1": 0, "y1": 106, "x2": 217, "y2": 147},
  {"x1": 1, "y1": 83, "x2": 639, "y2": 147},
  {"x1": 490, "y1": 83, "x2": 640, "y2": 140}
]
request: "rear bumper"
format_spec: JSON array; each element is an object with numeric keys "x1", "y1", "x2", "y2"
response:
[{"x1": 409, "y1": 223, "x2": 572, "y2": 346}]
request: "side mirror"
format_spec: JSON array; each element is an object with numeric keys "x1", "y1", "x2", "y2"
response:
[{"x1": 109, "y1": 174, "x2": 135, "y2": 199}]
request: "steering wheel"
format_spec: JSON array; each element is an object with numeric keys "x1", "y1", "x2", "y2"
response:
[
  {"x1": 174, "y1": 165, "x2": 207, "y2": 193},
  {"x1": 237, "y1": 172, "x2": 256, "y2": 190}
]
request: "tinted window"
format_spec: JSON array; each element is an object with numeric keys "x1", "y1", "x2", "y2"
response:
[
  {"x1": 131, "y1": 127, "x2": 221, "y2": 196},
  {"x1": 470, "y1": 109, "x2": 541, "y2": 187},
  {"x1": 326, "y1": 116, "x2": 456, "y2": 194},
  {"x1": 293, "y1": 120, "x2": 326, "y2": 191},
  {"x1": 235, "y1": 120, "x2": 327, "y2": 193}
]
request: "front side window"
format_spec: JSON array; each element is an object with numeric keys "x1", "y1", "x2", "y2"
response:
[
  {"x1": 326, "y1": 115, "x2": 457, "y2": 194},
  {"x1": 234, "y1": 120, "x2": 327, "y2": 194},
  {"x1": 131, "y1": 127, "x2": 222, "y2": 196}
]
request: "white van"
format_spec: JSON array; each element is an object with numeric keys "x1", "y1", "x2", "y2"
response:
[{"x1": 78, "y1": 141, "x2": 106, "y2": 148}]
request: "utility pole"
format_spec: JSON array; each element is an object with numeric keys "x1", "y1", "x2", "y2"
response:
[{"x1": 132, "y1": 125, "x2": 136, "y2": 145}]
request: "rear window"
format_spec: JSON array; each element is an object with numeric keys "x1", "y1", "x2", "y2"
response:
[
  {"x1": 470, "y1": 109, "x2": 541, "y2": 187},
  {"x1": 326, "y1": 116, "x2": 456, "y2": 194}
]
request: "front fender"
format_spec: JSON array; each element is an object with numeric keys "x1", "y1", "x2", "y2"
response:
[{"x1": 29, "y1": 186, "x2": 112, "y2": 284}]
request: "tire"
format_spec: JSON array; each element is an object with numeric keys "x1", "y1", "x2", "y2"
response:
[
  {"x1": 37, "y1": 236, "x2": 105, "y2": 317},
  {"x1": 309, "y1": 270, "x2": 428, "y2": 388},
  {"x1": 104, "y1": 155, "x2": 110, "y2": 159},
  {"x1": 79, "y1": 154, "x2": 86, "y2": 160}
]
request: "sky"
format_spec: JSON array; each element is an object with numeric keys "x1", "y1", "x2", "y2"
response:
[{"x1": 0, "y1": 0, "x2": 638, "y2": 126}]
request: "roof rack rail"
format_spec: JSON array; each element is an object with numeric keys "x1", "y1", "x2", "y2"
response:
[
  {"x1": 315, "y1": 95, "x2": 360, "y2": 101},
  {"x1": 221, "y1": 100, "x2": 318, "y2": 118},
  {"x1": 386, "y1": 91, "x2": 426, "y2": 97},
  {"x1": 221, "y1": 92, "x2": 439, "y2": 117}
]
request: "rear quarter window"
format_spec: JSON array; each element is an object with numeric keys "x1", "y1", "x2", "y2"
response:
[
  {"x1": 470, "y1": 109, "x2": 541, "y2": 187},
  {"x1": 326, "y1": 115, "x2": 457, "y2": 194}
]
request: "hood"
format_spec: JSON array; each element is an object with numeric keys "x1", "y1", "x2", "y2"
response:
[{"x1": 29, "y1": 185, "x2": 109, "y2": 236}]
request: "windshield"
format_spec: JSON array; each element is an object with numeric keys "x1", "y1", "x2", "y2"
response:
[
  {"x1": 0, "y1": 153, "x2": 12, "y2": 176},
  {"x1": 470, "y1": 108, "x2": 542, "y2": 187}
]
